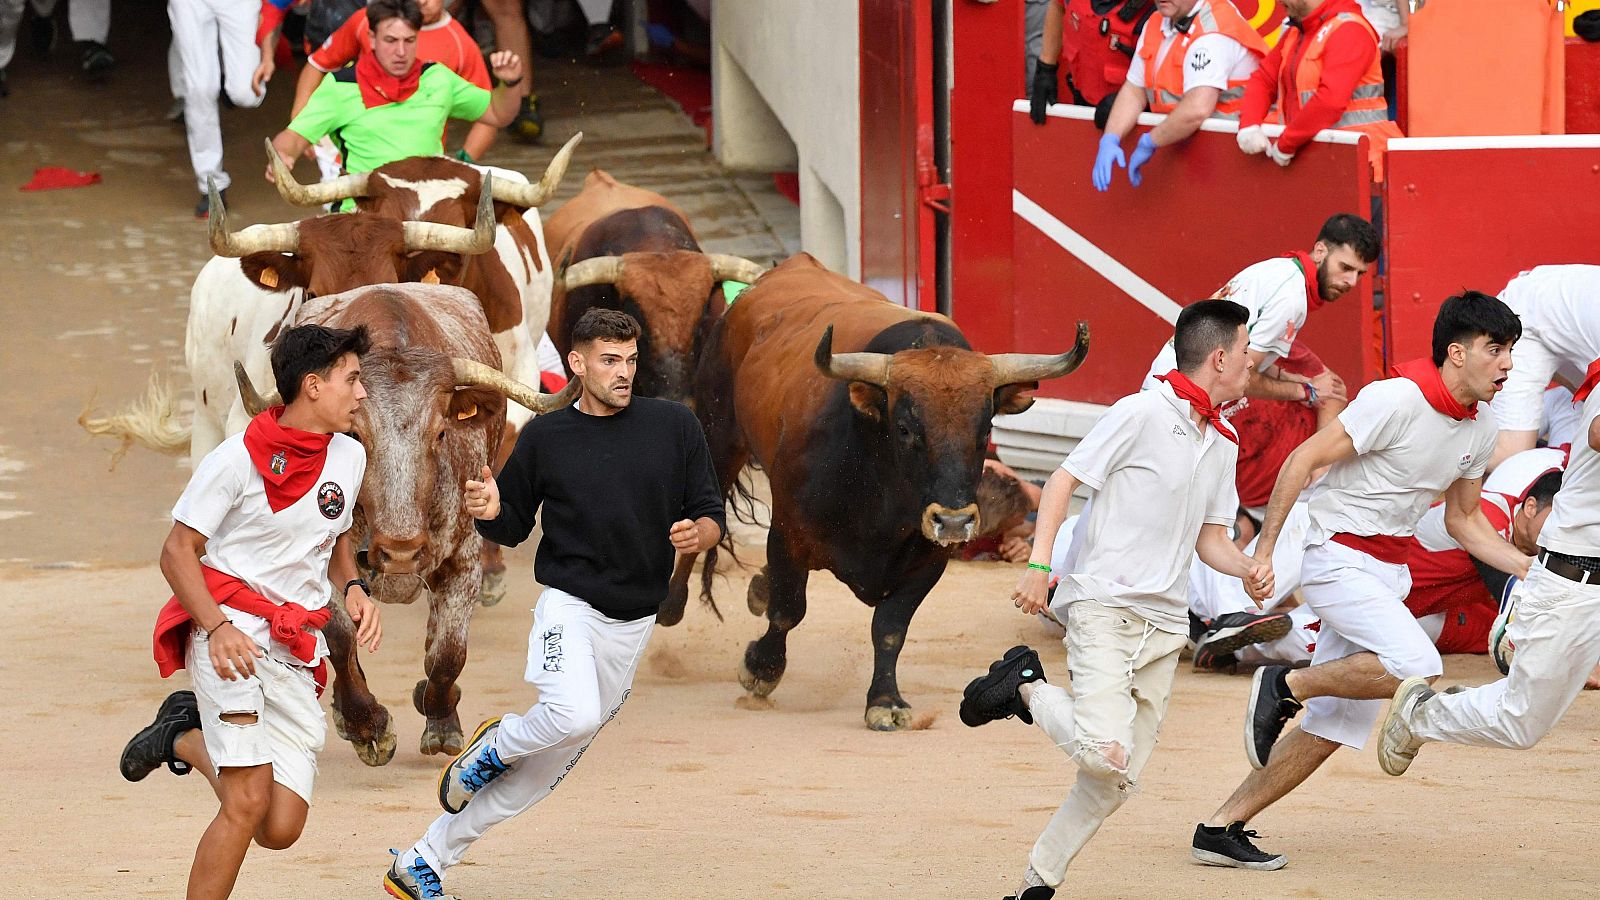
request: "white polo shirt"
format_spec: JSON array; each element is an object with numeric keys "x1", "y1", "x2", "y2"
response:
[
  {"x1": 1304, "y1": 377, "x2": 1498, "y2": 545},
  {"x1": 1498, "y1": 265, "x2": 1600, "y2": 383},
  {"x1": 1538, "y1": 389, "x2": 1600, "y2": 558},
  {"x1": 1054, "y1": 379, "x2": 1240, "y2": 634},
  {"x1": 1125, "y1": 1, "x2": 1260, "y2": 94},
  {"x1": 173, "y1": 431, "x2": 366, "y2": 665},
  {"x1": 1143, "y1": 256, "x2": 1309, "y2": 388}
]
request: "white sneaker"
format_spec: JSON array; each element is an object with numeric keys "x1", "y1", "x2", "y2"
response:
[
  {"x1": 1378, "y1": 676, "x2": 1434, "y2": 777},
  {"x1": 1489, "y1": 575, "x2": 1522, "y2": 675}
]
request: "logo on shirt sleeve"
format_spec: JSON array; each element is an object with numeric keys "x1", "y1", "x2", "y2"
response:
[
  {"x1": 1190, "y1": 49, "x2": 1212, "y2": 72},
  {"x1": 317, "y1": 482, "x2": 346, "y2": 519}
]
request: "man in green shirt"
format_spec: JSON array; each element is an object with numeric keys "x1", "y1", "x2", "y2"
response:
[{"x1": 264, "y1": 0, "x2": 524, "y2": 183}]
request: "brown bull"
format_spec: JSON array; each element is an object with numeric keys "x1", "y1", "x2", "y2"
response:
[
  {"x1": 543, "y1": 169, "x2": 764, "y2": 404},
  {"x1": 663, "y1": 253, "x2": 1089, "y2": 730}
]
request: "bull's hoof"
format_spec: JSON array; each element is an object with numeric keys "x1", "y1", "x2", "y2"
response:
[
  {"x1": 737, "y1": 660, "x2": 781, "y2": 699},
  {"x1": 865, "y1": 705, "x2": 916, "y2": 732},
  {"x1": 420, "y1": 719, "x2": 466, "y2": 757},
  {"x1": 478, "y1": 569, "x2": 506, "y2": 607},
  {"x1": 352, "y1": 727, "x2": 399, "y2": 767},
  {"x1": 331, "y1": 704, "x2": 352, "y2": 742},
  {"x1": 746, "y1": 572, "x2": 770, "y2": 617}
]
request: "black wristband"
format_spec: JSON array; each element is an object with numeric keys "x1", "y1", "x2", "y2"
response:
[
  {"x1": 344, "y1": 578, "x2": 369, "y2": 596},
  {"x1": 498, "y1": 76, "x2": 523, "y2": 88}
]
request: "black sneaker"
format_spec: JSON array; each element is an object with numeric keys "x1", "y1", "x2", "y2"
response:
[
  {"x1": 195, "y1": 188, "x2": 227, "y2": 220},
  {"x1": 506, "y1": 93, "x2": 543, "y2": 144},
  {"x1": 120, "y1": 690, "x2": 200, "y2": 782},
  {"x1": 1191, "y1": 821, "x2": 1288, "y2": 870},
  {"x1": 1003, "y1": 888, "x2": 1055, "y2": 900},
  {"x1": 1193, "y1": 610, "x2": 1292, "y2": 671},
  {"x1": 960, "y1": 645, "x2": 1046, "y2": 727},
  {"x1": 80, "y1": 41, "x2": 115, "y2": 74},
  {"x1": 1188, "y1": 609, "x2": 1207, "y2": 646},
  {"x1": 1244, "y1": 665, "x2": 1301, "y2": 769}
]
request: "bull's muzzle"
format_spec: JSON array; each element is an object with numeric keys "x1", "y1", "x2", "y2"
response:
[
  {"x1": 922, "y1": 503, "x2": 980, "y2": 545},
  {"x1": 367, "y1": 533, "x2": 427, "y2": 576}
]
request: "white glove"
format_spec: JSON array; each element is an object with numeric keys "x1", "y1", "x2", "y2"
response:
[
  {"x1": 1236, "y1": 124, "x2": 1269, "y2": 155},
  {"x1": 1267, "y1": 141, "x2": 1295, "y2": 167}
]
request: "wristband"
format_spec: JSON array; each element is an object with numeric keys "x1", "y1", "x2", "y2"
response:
[
  {"x1": 206, "y1": 619, "x2": 235, "y2": 637},
  {"x1": 1027, "y1": 562, "x2": 1052, "y2": 574},
  {"x1": 498, "y1": 76, "x2": 523, "y2": 88},
  {"x1": 1303, "y1": 382, "x2": 1318, "y2": 406},
  {"x1": 344, "y1": 578, "x2": 369, "y2": 596}
]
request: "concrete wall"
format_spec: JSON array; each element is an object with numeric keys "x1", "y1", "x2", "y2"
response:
[{"x1": 711, "y1": 0, "x2": 861, "y2": 278}]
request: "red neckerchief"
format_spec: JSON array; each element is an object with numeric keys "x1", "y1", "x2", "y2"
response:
[
  {"x1": 243, "y1": 406, "x2": 332, "y2": 512},
  {"x1": 1389, "y1": 358, "x2": 1477, "y2": 421},
  {"x1": 1155, "y1": 370, "x2": 1239, "y2": 444},
  {"x1": 1573, "y1": 358, "x2": 1600, "y2": 402},
  {"x1": 1284, "y1": 251, "x2": 1325, "y2": 311},
  {"x1": 355, "y1": 52, "x2": 422, "y2": 108}
]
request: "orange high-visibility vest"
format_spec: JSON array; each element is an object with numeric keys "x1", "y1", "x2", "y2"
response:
[
  {"x1": 1137, "y1": 0, "x2": 1269, "y2": 119},
  {"x1": 1277, "y1": 11, "x2": 1402, "y2": 180}
]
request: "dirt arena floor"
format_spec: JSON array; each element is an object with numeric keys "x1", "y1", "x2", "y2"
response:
[{"x1": 4, "y1": 11, "x2": 1599, "y2": 900}]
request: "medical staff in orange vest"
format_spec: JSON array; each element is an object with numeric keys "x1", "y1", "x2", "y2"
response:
[
  {"x1": 1092, "y1": 0, "x2": 1269, "y2": 191},
  {"x1": 1234, "y1": 0, "x2": 1403, "y2": 181}
]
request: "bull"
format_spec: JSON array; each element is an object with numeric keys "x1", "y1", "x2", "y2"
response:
[
  {"x1": 233, "y1": 283, "x2": 576, "y2": 764},
  {"x1": 543, "y1": 169, "x2": 766, "y2": 404},
  {"x1": 662, "y1": 253, "x2": 1089, "y2": 730}
]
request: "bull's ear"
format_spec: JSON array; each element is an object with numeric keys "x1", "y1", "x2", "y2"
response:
[
  {"x1": 994, "y1": 382, "x2": 1038, "y2": 416},
  {"x1": 239, "y1": 253, "x2": 308, "y2": 292},
  {"x1": 401, "y1": 251, "x2": 465, "y2": 286},
  {"x1": 448, "y1": 387, "x2": 504, "y2": 425},
  {"x1": 848, "y1": 382, "x2": 886, "y2": 422}
]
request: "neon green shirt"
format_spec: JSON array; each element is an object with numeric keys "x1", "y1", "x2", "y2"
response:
[{"x1": 287, "y1": 62, "x2": 491, "y2": 175}]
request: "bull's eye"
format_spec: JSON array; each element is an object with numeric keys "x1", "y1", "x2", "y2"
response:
[
  {"x1": 437, "y1": 430, "x2": 446, "y2": 442},
  {"x1": 898, "y1": 423, "x2": 912, "y2": 439}
]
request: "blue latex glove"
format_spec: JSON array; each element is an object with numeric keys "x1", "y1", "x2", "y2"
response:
[
  {"x1": 1127, "y1": 133, "x2": 1157, "y2": 187},
  {"x1": 1091, "y1": 134, "x2": 1126, "y2": 192},
  {"x1": 646, "y1": 23, "x2": 675, "y2": 48}
]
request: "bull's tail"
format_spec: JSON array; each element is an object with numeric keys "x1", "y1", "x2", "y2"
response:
[
  {"x1": 78, "y1": 373, "x2": 191, "y2": 468},
  {"x1": 726, "y1": 464, "x2": 769, "y2": 528},
  {"x1": 697, "y1": 543, "x2": 724, "y2": 621}
]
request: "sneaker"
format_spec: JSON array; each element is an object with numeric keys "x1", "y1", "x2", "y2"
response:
[
  {"x1": 506, "y1": 93, "x2": 543, "y2": 144},
  {"x1": 1489, "y1": 576, "x2": 1520, "y2": 675},
  {"x1": 120, "y1": 690, "x2": 200, "y2": 782},
  {"x1": 80, "y1": 41, "x2": 115, "y2": 74},
  {"x1": 384, "y1": 849, "x2": 457, "y2": 899},
  {"x1": 1244, "y1": 665, "x2": 1301, "y2": 769},
  {"x1": 1378, "y1": 675, "x2": 1434, "y2": 777},
  {"x1": 437, "y1": 717, "x2": 509, "y2": 814},
  {"x1": 29, "y1": 14, "x2": 56, "y2": 54},
  {"x1": 165, "y1": 97, "x2": 185, "y2": 123},
  {"x1": 1187, "y1": 609, "x2": 1207, "y2": 647},
  {"x1": 195, "y1": 188, "x2": 227, "y2": 220},
  {"x1": 584, "y1": 23, "x2": 622, "y2": 57},
  {"x1": 959, "y1": 645, "x2": 1046, "y2": 727},
  {"x1": 1003, "y1": 888, "x2": 1055, "y2": 899},
  {"x1": 1191, "y1": 821, "x2": 1289, "y2": 870},
  {"x1": 1193, "y1": 611, "x2": 1292, "y2": 671}
]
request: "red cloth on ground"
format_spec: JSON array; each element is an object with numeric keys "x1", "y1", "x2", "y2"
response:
[
  {"x1": 151, "y1": 566, "x2": 331, "y2": 679},
  {"x1": 20, "y1": 167, "x2": 101, "y2": 191},
  {"x1": 1239, "y1": 0, "x2": 1379, "y2": 155},
  {"x1": 355, "y1": 52, "x2": 422, "y2": 108},
  {"x1": 1390, "y1": 358, "x2": 1478, "y2": 421},
  {"x1": 243, "y1": 407, "x2": 333, "y2": 513},
  {"x1": 630, "y1": 61, "x2": 711, "y2": 142},
  {"x1": 1155, "y1": 370, "x2": 1239, "y2": 444}
]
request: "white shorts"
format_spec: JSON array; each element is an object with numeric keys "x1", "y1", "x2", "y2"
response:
[
  {"x1": 186, "y1": 626, "x2": 327, "y2": 804},
  {"x1": 1297, "y1": 541, "x2": 1443, "y2": 749}
]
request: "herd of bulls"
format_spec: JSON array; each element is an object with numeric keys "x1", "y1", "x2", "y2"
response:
[{"x1": 84, "y1": 139, "x2": 1091, "y2": 766}]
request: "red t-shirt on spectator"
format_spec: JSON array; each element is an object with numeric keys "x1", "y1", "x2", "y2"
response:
[
  {"x1": 310, "y1": 10, "x2": 490, "y2": 89},
  {"x1": 1229, "y1": 341, "x2": 1326, "y2": 509}
]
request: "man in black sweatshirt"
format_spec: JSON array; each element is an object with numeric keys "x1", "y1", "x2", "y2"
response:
[{"x1": 385, "y1": 308, "x2": 726, "y2": 899}]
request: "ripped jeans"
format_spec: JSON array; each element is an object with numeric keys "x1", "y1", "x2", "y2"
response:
[{"x1": 1025, "y1": 600, "x2": 1186, "y2": 888}]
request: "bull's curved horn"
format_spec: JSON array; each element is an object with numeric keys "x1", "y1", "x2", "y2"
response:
[
  {"x1": 209, "y1": 178, "x2": 301, "y2": 257},
  {"x1": 401, "y1": 173, "x2": 496, "y2": 255},
  {"x1": 813, "y1": 325, "x2": 892, "y2": 387},
  {"x1": 265, "y1": 137, "x2": 369, "y2": 207},
  {"x1": 988, "y1": 321, "x2": 1091, "y2": 387},
  {"x1": 706, "y1": 254, "x2": 767, "y2": 285},
  {"x1": 488, "y1": 131, "x2": 583, "y2": 208},
  {"x1": 234, "y1": 361, "x2": 281, "y2": 416},
  {"x1": 562, "y1": 255, "x2": 626, "y2": 291},
  {"x1": 452, "y1": 357, "x2": 580, "y2": 415}
]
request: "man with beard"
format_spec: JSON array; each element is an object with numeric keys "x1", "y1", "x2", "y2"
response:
[{"x1": 382, "y1": 308, "x2": 726, "y2": 899}]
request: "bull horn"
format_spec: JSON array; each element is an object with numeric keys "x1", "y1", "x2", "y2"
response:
[
  {"x1": 706, "y1": 254, "x2": 767, "y2": 285},
  {"x1": 209, "y1": 178, "x2": 301, "y2": 257},
  {"x1": 988, "y1": 321, "x2": 1092, "y2": 387},
  {"x1": 265, "y1": 137, "x2": 369, "y2": 207},
  {"x1": 488, "y1": 131, "x2": 583, "y2": 208},
  {"x1": 401, "y1": 173, "x2": 496, "y2": 255},
  {"x1": 562, "y1": 255, "x2": 626, "y2": 291},
  {"x1": 452, "y1": 357, "x2": 580, "y2": 415},
  {"x1": 813, "y1": 325, "x2": 892, "y2": 387},
  {"x1": 234, "y1": 361, "x2": 281, "y2": 416}
]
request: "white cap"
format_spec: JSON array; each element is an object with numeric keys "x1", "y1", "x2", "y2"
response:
[{"x1": 1483, "y1": 447, "x2": 1566, "y2": 503}]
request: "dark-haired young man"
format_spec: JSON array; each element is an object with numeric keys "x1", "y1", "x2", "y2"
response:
[
  {"x1": 1190, "y1": 291, "x2": 1525, "y2": 870},
  {"x1": 118, "y1": 324, "x2": 382, "y2": 900},
  {"x1": 961, "y1": 299, "x2": 1272, "y2": 900},
  {"x1": 384, "y1": 308, "x2": 726, "y2": 899}
]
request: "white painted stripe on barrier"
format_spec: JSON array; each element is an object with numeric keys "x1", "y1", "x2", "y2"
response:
[
  {"x1": 1012, "y1": 189, "x2": 1184, "y2": 324},
  {"x1": 1009, "y1": 99, "x2": 1364, "y2": 144},
  {"x1": 1389, "y1": 135, "x2": 1600, "y2": 151}
]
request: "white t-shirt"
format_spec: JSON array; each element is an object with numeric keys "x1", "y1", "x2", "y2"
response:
[
  {"x1": 1143, "y1": 256, "x2": 1309, "y2": 388},
  {"x1": 1413, "y1": 445, "x2": 1562, "y2": 552},
  {"x1": 1304, "y1": 377, "x2": 1499, "y2": 544},
  {"x1": 1054, "y1": 379, "x2": 1240, "y2": 634},
  {"x1": 1539, "y1": 389, "x2": 1600, "y2": 557},
  {"x1": 1499, "y1": 265, "x2": 1600, "y2": 385},
  {"x1": 1125, "y1": 2, "x2": 1260, "y2": 94},
  {"x1": 172, "y1": 431, "x2": 366, "y2": 665}
]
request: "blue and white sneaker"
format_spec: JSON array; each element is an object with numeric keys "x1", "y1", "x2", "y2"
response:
[
  {"x1": 438, "y1": 717, "x2": 510, "y2": 813},
  {"x1": 1489, "y1": 575, "x2": 1522, "y2": 676},
  {"x1": 384, "y1": 849, "x2": 457, "y2": 899}
]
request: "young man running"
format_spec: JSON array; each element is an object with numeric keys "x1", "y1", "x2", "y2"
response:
[
  {"x1": 961, "y1": 299, "x2": 1272, "y2": 900},
  {"x1": 118, "y1": 324, "x2": 382, "y2": 900},
  {"x1": 384, "y1": 309, "x2": 726, "y2": 899}
]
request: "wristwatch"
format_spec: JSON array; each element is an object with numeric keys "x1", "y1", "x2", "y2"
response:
[{"x1": 344, "y1": 578, "x2": 369, "y2": 596}]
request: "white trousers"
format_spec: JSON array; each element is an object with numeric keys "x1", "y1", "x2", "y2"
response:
[
  {"x1": 1412, "y1": 560, "x2": 1600, "y2": 749},
  {"x1": 0, "y1": 0, "x2": 109, "y2": 69},
  {"x1": 168, "y1": 0, "x2": 263, "y2": 193},
  {"x1": 1189, "y1": 500, "x2": 1319, "y2": 665},
  {"x1": 415, "y1": 588, "x2": 654, "y2": 872},
  {"x1": 1025, "y1": 601, "x2": 1187, "y2": 888}
]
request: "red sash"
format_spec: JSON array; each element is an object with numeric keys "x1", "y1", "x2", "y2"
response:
[
  {"x1": 152, "y1": 566, "x2": 329, "y2": 692},
  {"x1": 1331, "y1": 532, "x2": 1411, "y2": 565}
]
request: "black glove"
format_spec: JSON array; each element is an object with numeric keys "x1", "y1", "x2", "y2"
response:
[{"x1": 1030, "y1": 61, "x2": 1060, "y2": 125}]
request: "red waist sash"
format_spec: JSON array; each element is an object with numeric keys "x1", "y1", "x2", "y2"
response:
[
  {"x1": 152, "y1": 566, "x2": 330, "y2": 690},
  {"x1": 1330, "y1": 532, "x2": 1411, "y2": 566}
]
